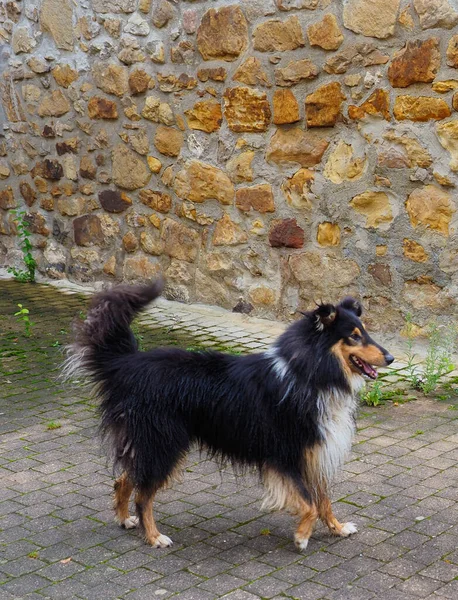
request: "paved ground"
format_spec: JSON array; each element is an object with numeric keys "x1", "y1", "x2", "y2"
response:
[{"x1": 1, "y1": 278, "x2": 457, "y2": 600}]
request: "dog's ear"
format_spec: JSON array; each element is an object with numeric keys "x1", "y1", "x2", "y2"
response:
[
  {"x1": 339, "y1": 297, "x2": 363, "y2": 317},
  {"x1": 313, "y1": 303, "x2": 337, "y2": 330}
]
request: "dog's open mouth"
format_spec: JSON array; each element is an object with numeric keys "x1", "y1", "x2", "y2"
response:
[{"x1": 350, "y1": 355, "x2": 378, "y2": 379}]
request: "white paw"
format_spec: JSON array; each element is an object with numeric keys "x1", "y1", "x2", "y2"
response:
[
  {"x1": 122, "y1": 516, "x2": 139, "y2": 529},
  {"x1": 153, "y1": 534, "x2": 173, "y2": 548},
  {"x1": 341, "y1": 522, "x2": 358, "y2": 536},
  {"x1": 294, "y1": 536, "x2": 309, "y2": 552}
]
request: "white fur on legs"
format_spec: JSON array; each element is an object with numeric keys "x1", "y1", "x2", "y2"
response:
[
  {"x1": 340, "y1": 522, "x2": 358, "y2": 536},
  {"x1": 121, "y1": 516, "x2": 139, "y2": 529},
  {"x1": 294, "y1": 535, "x2": 309, "y2": 552},
  {"x1": 153, "y1": 534, "x2": 173, "y2": 548}
]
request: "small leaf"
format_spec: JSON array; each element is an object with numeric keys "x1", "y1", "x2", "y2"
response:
[{"x1": 60, "y1": 557, "x2": 72, "y2": 564}]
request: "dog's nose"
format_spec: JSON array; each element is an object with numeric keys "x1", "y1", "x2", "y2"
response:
[{"x1": 384, "y1": 353, "x2": 394, "y2": 365}]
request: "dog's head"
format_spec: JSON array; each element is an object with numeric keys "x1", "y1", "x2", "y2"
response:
[{"x1": 312, "y1": 297, "x2": 394, "y2": 380}]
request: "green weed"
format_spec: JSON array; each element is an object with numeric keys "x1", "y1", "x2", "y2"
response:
[
  {"x1": 7, "y1": 210, "x2": 36, "y2": 283},
  {"x1": 46, "y1": 421, "x2": 61, "y2": 431},
  {"x1": 14, "y1": 304, "x2": 34, "y2": 337}
]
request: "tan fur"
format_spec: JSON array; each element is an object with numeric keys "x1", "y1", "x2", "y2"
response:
[
  {"x1": 331, "y1": 339, "x2": 386, "y2": 377},
  {"x1": 113, "y1": 471, "x2": 134, "y2": 524},
  {"x1": 135, "y1": 488, "x2": 161, "y2": 544},
  {"x1": 261, "y1": 468, "x2": 304, "y2": 514}
]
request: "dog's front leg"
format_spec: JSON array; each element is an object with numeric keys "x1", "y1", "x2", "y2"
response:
[
  {"x1": 113, "y1": 472, "x2": 138, "y2": 529},
  {"x1": 135, "y1": 487, "x2": 173, "y2": 548},
  {"x1": 317, "y1": 493, "x2": 357, "y2": 537},
  {"x1": 294, "y1": 501, "x2": 319, "y2": 551}
]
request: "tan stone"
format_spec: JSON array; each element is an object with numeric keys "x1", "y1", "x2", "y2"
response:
[
  {"x1": 37, "y1": 90, "x2": 71, "y2": 117},
  {"x1": 406, "y1": 185, "x2": 454, "y2": 235},
  {"x1": 88, "y1": 96, "x2": 118, "y2": 119},
  {"x1": 323, "y1": 140, "x2": 367, "y2": 184},
  {"x1": 52, "y1": 65, "x2": 78, "y2": 88},
  {"x1": 433, "y1": 80, "x2": 458, "y2": 93},
  {"x1": 350, "y1": 191, "x2": 393, "y2": 228},
  {"x1": 178, "y1": 202, "x2": 213, "y2": 226},
  {"x1": 433, "y1": 171, "x2": 455, "y2": 186},
  {"x1": 447, "y1": 35, "x2": 458, "y2": 68},
  {"x1": 185, "y1": 101, "x2": 222, "y2": 133},
  {"x1": 343, "y1": 0, "x2": 401, "y2": 39},
  {"x1": 348, "y1": 89, "x2": 391, "y2": 120},
  {"x1": 317, "y1": 222, "x2": 340, "y2": 246},
  {"x1": 154, "y1": 126, "x2": 184, "y2": 157},
  {"x1": 437, "y1": 119, "x2": 458, "y2": 171},
  {"x1": 282, "y1": 169, "x2": 315, "y2": 209},
  {"x1": 122, "y1": 232, "x2": 138, "y2": 253},
  {"x1": 140, "y1": 230, "x2": 164, "y2": 256},
  {"x1": 399, "y1": 7, "x2": 415, "y2": 29},
  {"x1": 383, "y1": 132, "x2": 432, "y2": 168},
  {"x1": 128, "y1": 129, "x2": 149, "y2": 155},
  {"x1": 0, "y1": 160, "x2": 10, "y2": 179},
  {"x1": 324, "y1": 43, "x2": 389, "y2": 75},
  {"x1": 112, "y1": 143, "x2": 151, "y2": 190},
  {"x1": 403, "y1": 239, "x2": 428, "y2": 262},
  {"x1": 147, "y1": 156, "x2": 162, "y2": 173},
  {"x1": 452, "y1": 92, "x2": 458, "y2": 111},
  {"x1": 197, "y1": 67, "x2": 227, "y2": 82},
  {"x1": 213, "y1": 214, "x2": 248, "y2": 246},
  {"x1": 139, "y1": 189, "x2": 171, "y2": 213},
  {"x1": 103, "y1": 256, "x2": 117, "y2": 276},
  {"x1": 267, "y1": 127, "x2": 328, "y2": 167},
  {"x1": 249, "y1": 287, "x2": 276, "y2": 306},
  {"x1": 150, "y1": 214, "x2": 161, "y2": 228},
  {"x1": 388, "y1": 39, "x2": 440, "y2": 88},
  {"x1": 223, "y1": 87, "x2": 271, "y2": 132},
  {"x1": 152, "y1": 0, "x2": 175, "y2": 28},
  {"x1": 161, "y1": 218, "x2": 200, "y2": 262},
  {"x1": 274, "y1": 59, "x2": 319, "y2": 87},
  {"x1": 123, "y1": 256, "x2": 161, "y2": 281},
  {"x1": 12, "y1": 28, "x2": 36, "y2": 54},
  {"x1": 141, "y1": 96, "x2": 174, "y2": 125},
  {"x1": 289, "y1": 252, "x2": 360, "y2": 297},
  {"x1": 92, "y1": 63, "x2": 129, "y2": 97},
  {"x1": 253, "y1": 16, "x2": 305, "y2": 52},
  {"x1": 305, "y1": 82, "x2": 345, "y2": 127},
  {"x1": 129, "y1": 69, "x2": 153, "y2": 95},
  {"x1": 232, "y1": 57, "x2": 271, "y2": 87},
  {"x1": 394, "y1": 96, "x2": 451, "y2": 121},
  {"x1": 0, "y1": 187, "x2": 16, "y2": 210},
  {"x1": 376, "y1": 245, "x2": 387, "y2": 256},
  {"x1": 226, "y1": 151, "x2": 255, "y2": 183},
  {"x1": 307, "y1": 14, "x2": 343, "y2": 50},
  {"x1": 22, "y1": 84, "x2": 41, "y2": 104},
  {"x1": 57, "y1": 197, "x2": 85, "y2": 217},
  {"x1": 276, "y1": 0, "x2": 320, "y2": 9},
  {"x1": 197, "y1": 6, "x2": 248, "y2": 61},
  {"x1": 174, "y1": 161, "x2": 234, "y2": 205},
  {"x1": 403, "y1": 280, "x2": 450, "y2": 310},
  {"x1": 273, "y1": 89, "x2": 300, "y2": 124},
  {"x1": 40, "y1": 0, "x2": 74, "y2": 50},
  {"x1": 413, "y1": 0, "x2": 458, "y2": 30},
  {"x1": 236, "y1": 184, "x2": 275, "y2": 214}
]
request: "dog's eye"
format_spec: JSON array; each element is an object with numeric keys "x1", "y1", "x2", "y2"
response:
[{"x1": 349, "y1": 333, "x2": 362, "y2": 342}]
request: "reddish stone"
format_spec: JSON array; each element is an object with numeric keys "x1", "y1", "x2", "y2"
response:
[
  {"x1": 0, "y1": 187, "x2": 16, "y2": 209},
  {"x1": 73, "y1": 215, "x2": 104, "y2": 246},
  {"x1": 99, "y1": 189, "x2": 132, "y2": 213},
  {"x1": 24, "y1": 213, "x2": 49, "y2": 236},
  {"x1": 269, "y1": 218, "x2": 304, "y2": 248},
  {"x1": 369, "y1": 263, "x2": 392, "y2": 287},
  {"x1": 31, "y1": 159, "x2": 63, "y2": 180},
  {"x1": 19, "y1": 181, "x2": 37, "y2": 207}
]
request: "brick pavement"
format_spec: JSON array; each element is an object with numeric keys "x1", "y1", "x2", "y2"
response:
[{"x1": 1, "y1": 278, "x2": 457, "y2": 599}]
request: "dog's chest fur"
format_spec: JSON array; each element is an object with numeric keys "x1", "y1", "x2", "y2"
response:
[{"x1": 312, "y1": 387, "x2": 359, "y2": 485}]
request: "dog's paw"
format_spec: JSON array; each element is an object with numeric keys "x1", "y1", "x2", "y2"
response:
[
  {"x1": 122, "y1": 516, "x2": 139, "y2": 529},
  {"x1": 340, "y1": 522, "x2": 358, "y2": 537},
  {"x1": 294, "y1": 535, "x2": 309, "y2": 552},
  {"x1": 152, "y1": 534, "x2": 173, "y2": 548}
]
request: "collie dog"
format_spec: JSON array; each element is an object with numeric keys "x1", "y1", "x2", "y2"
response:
[{"x1": 65, "y1": 280, "x2": 393, "y2": 551}]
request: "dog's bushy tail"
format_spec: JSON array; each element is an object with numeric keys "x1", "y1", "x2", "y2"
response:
[{"x1": 62, "y1": 279, "x2": 164, "y2": 382}]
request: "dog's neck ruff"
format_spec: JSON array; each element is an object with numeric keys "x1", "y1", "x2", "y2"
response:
[{"x1": 265, "y1": 346, "x2": 289, "y2": 381}]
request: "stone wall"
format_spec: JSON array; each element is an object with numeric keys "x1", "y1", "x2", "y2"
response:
[{"x1": 1, "y1": 0, "x2": 458, "y2": 332}]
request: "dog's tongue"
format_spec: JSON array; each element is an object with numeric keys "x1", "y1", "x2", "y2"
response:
[{"x1": 361, "y1": 360, "x2": 377, "y2": 379}]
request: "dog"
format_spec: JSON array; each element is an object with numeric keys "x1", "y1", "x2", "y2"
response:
[{"x1": 64, "y1": 279, "x2": 393, "y2": 550}]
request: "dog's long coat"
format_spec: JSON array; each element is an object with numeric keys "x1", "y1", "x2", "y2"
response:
[{"x1": 65, "y1": 280, "x2": 393, "y2": 550}]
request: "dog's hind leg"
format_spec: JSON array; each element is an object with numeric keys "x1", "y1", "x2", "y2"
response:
[
  {"x1": 135, "y1": 486, "x2": 173, "y2": 548},
  {"x1": 317, "y1": 492, "x2": 357, "y2": 537},
  {"x1": 114, "y1": 472, "x2": 138, "y2": 529}
]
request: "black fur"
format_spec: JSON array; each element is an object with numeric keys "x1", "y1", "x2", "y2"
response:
[{"x1": 67, "y1": 281, "x2": 392, "y2": 542}]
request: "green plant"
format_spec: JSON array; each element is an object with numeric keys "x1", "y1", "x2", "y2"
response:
[
  {"x1": 28, "y1": 551, "x2": 39, "y2": 559},
  {"x1": 46, "y1": 421, "x2": 61, "y2": 431},
  {"x1": 7, "y1": 210, "x2": 36, "y2": 283},
  {"x1": 361, "y1": 380, "x2": 385, "y2": 406},
  {"x1": 14, "y1": 304, "x2": 34, "y2": 337},
  {"x1": 419, "y1": 322, "x2": 456, "y2": 394}
]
